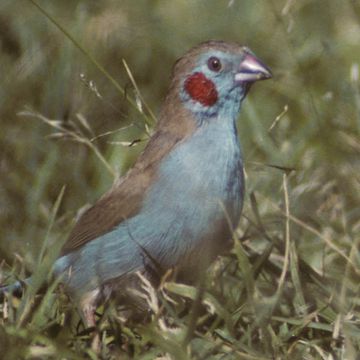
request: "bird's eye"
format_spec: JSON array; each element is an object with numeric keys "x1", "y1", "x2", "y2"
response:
[{"x1": 207, "y1": 57, "x2": 222, "y2": 72}]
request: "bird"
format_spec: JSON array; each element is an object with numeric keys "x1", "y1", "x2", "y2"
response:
[{"x1": 1, "y1": 40, "x2": 271, "y2": 329}]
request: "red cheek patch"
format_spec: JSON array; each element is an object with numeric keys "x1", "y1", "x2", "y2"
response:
[{"x1": 184, "y1": 72, "x2": 218, "y2": 107}]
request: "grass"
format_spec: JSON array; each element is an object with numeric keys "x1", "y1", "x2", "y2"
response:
[{"x1": 1, "y1": 0, "x2": 360, "y2": 359}]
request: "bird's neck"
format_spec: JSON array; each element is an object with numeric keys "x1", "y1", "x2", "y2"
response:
[
  {"x1": 158, "y1": 86, "x2": 243, "y2": 135},
  {"x1": 185, "y1": 86, "x2": 243, "y2": 127}
]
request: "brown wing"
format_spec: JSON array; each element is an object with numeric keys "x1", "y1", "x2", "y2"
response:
[
  {"x1": 61, "y1": 168, "x2": 151, "y2": 255},
  {"x1": 61, "y1": 64, "x2": 198, "y2": 255},
  {"x1": 61, "y1": 109, "x2": 195, "y2": 255},
  {"x1": 61, "y1": 131, "x2": 178, "y2": 255}
]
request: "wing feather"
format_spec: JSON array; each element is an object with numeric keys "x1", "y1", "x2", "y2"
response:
[
  {"x1": 61, "y1": 78, "x2": 197, "y2": 255},
  {"x1": 61, "y1": 128, "x2": 189, "y2": 255}
]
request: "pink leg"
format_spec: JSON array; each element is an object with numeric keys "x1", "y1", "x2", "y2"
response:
[{"x1": 80, "y1": 290, "x2": 100, "y2": 353}]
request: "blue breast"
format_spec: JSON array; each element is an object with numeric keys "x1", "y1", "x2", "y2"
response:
[
  {"x1": 55, "y1": 112, "x2": 244, "y2": 298},
  {"x1": 141, "y1": 114, "x2": 244, "y2": 266}
]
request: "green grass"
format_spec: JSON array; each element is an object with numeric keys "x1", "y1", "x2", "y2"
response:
[{"x1": 1, "y1": 0, "x2": 360, "y2": 358}]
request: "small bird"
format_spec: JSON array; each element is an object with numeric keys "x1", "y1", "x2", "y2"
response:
[{"x1": 1, "y1": 40, "x2": 271, "y2": 328}]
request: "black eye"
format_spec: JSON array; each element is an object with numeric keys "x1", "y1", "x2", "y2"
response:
[{"x1": 207, "y1": 56, "x2": 222, "y2": 72}]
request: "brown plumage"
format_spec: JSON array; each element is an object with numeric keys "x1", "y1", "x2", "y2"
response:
[{"x1": 62, "y1": 88, "x2": 195, "y2": 254}]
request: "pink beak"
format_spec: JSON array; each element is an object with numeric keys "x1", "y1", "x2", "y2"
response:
[{"x1": 235, "y1": 52, "x2": 272, "y2": 83}]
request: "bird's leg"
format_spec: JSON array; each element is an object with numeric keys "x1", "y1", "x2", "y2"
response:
[{"x1": 79, "y1": 289, "x2": 101, "y2": 353}]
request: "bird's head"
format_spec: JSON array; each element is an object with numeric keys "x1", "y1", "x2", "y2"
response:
[{"x1": 166, "y1": 41, "x2": 272, "y2": 124}]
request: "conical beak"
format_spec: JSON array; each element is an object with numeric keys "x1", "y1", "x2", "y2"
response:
[{"x1": 235, "y1": 53, "x2": 272, "y2": 83}]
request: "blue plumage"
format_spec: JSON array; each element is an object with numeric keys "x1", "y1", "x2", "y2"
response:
[{"x1": 55, "y1": 107, "x2": 244, "y2": 298}]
